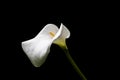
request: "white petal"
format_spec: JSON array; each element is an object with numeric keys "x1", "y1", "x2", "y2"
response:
[
  {"x1": 22, "y1": 36, "x2": 52, "y2": 67},
  {"x1": 53, "y1": 23, "x2": 70, "y2": 40},
  {"x1": 59, "y1": 23, "x2": 70, "y2": 38},
  {"x1": 35, "y1": 24, "x2": 58, "y2": 39},
  {"x1": 52, "y1": 23, "x2": 70, "y2": 46},
  {"x1": 21, "y1": 24, "x2": 59, "y2": 67}
]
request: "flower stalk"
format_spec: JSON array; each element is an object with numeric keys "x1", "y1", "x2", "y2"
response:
[{"x1": 60, "y1": 46, "x2": 87, "y2": 80}]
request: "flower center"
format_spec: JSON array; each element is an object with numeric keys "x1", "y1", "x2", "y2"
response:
[{"x1": 49, "y1": 32, "x2": 55, "y2": 37}]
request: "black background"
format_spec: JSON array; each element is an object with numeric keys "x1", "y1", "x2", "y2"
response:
[{"x1": 1, "y1": 1, "x2": 111, "y2": 80}]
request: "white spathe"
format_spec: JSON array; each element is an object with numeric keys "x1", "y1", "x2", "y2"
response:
[{"x1": 21, "y1": 23, "x2": 70, "y2": 67}]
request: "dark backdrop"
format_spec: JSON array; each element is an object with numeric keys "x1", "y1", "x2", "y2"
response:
[{"x1": 1, "y1": 2, "x2": 108, "y2": 80}]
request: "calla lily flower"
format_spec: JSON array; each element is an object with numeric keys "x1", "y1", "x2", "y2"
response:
[{"x1": 21, "y1": 23, "x2": 70, "y2": 67}]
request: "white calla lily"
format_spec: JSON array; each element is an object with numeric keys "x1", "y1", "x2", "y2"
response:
[{"x1": 21, "y1": 23, "x2": 70, "y2": 67}]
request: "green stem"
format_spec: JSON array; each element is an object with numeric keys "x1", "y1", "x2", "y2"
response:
[{"x1": 61, "y1": 47, "x2": 87, "y2": 80}]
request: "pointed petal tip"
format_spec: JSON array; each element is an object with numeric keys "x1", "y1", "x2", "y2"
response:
[
  {"x1": 60, "y1": 23, "x2": 70, "y2": 38},
  {"x1": 60, "y1": 23, "x2": 63, "y2": 26}
]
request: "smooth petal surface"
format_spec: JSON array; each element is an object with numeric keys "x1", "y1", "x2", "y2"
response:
[
  {"x1": 59, "y1": 23, "x2": 70, "y2": 39},
  {"x1": 53, "y1": 23, "x2": 70, "y2": 47},
  {"x1": 22, "y1": 36, "x2": 52, "y2": 67},
  {"x1": 21, "y1": 23, "x2": 70, "y2": 67},
  {"x1": 21, "y1": 24, "x2": 58, "y2": 67},
  {"x1": 35, "y1": 24, "x2": 58, "y2": 39}
]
